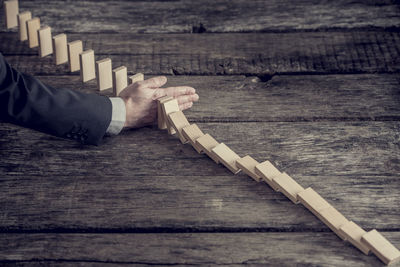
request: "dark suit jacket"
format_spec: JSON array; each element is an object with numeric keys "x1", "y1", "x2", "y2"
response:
[{"x1": 0, "y1": 53, "x2": 112, "y2": 145}]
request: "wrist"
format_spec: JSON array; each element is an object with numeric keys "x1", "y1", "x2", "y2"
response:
[
  {"x1": 122, "y1": 96, "x2": 138, "y2": 128},
  {"x1": 122, "y1": 97, "x2": 131, "y2": 128}
]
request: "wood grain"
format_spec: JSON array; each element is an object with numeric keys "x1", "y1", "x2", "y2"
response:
[
  {"x1": 1, "y1": 233, "x2": 399, "y2": 266},
  {"x1": 23, "y1": 74, "x2": 400, "y2": 122},
  {"x1": 1, "y1": 0, "x2": 399, "y2": 33},
  {"x1": 1, "y1": 0, "x2": 399, "y2": 265},
  {"x1": 2, "y1": 31, "x2": 399, "y2": 74},
  {"x1": 0, "y1": 173, "x2": 398, "y2": 231},
  {"x1": 0, "y1": 121, "x2": 399, "y2": 178}
]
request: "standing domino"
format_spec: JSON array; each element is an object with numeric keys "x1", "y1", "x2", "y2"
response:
[
  {"x1": 96, "y1": 58, "x2": 113, "y2": 91},
  {"x1": 67, "y1": 40, "x2": 83, "y2": 72},
  {"x1": 26, "y1": 17, "x2": 40, "y2": 48},
  {"x1": 52, "y1": 34, "x2": 68, "y2": 65},
  {"x1": 17, "y1": 11, "x2": 31, "y2": 41},
  {"x1": 4, "y1": 0, "x2": 19, "y2": 29},
  {"x1": 112, "y1": 66, "x2": 127, "y2": 96},
  {"x1": 38, "y1": 26, "x2": 53, "y2": 57},
  {"x1": 79, "y1": 50, "x2": 96, "y2": 83},
  {"x1": 129, "y1": 73, "x2": 144, "y2": 84}
]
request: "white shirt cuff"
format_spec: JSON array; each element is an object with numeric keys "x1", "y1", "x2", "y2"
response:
[{"x1": 106, "y1": 97, "x2": 126, "y2": 135}]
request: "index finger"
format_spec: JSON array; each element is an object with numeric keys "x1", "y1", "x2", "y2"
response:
[
  {"x1": 138, "y1": 76, "x2": 167, "y2": 88},
  {"x1": 163, "y1": 86, "x2": 196, "y2": 97}
]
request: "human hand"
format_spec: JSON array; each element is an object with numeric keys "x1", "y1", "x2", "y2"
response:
[{"x1": 119, "y1": 76, "x2": 199, "y2": 128}]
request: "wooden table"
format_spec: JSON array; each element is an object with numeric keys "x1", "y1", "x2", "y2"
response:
[{"x1": 1, "y1": 1, "x2": 400, "y2": 265}]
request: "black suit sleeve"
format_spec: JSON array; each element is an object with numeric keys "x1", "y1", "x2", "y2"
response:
[{"x1": 0, "y1": 53, "x2": 112, "y2": 145}]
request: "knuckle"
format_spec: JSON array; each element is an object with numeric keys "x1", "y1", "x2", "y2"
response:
[{"x1": 137, "y1": 83, "x2": 145, "y2": 90}]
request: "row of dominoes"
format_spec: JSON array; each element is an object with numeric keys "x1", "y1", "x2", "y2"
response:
[
  {"x1": 4, "y1": 0, "x2": 144, "y2": 95},
  {"x1": 4, "y1": 0, "x2": 400, "y2": 265},
  {"x1": 157, "y1": 97, "x2": 400, "y2": 266}
]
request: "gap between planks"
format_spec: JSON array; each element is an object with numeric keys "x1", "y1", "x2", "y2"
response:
[{"x1": 158, "y1": 98, "x2": 400, "y2": 265}]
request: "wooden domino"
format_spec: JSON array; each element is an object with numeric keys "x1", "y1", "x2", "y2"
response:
[
  {"x1": 339, "y1": 221, "x2": 371, "y2": 255},
  {"x1": 236, "y1": 155, "x2": 261, "y2": 182},
  {"x1": 38, "y1": 26, "x2": 53, "y2": 57},
  {"x1": 195, "y1": 134, "x2": 220, "y2": 163},
  {"x1": 161, "y1": 98, "x2": 180, "y2": 135},
  {"x1": 95, "y1": 58, "x2": 112, "y2": 91},
  {"x1": 52, "y1": 34, "x2": 68, "y2": 65},
  {"x1": 129, "y1": 73, "x2": 144, "y2": 84},
  {"x1": 112, "y1": 66, "x2": 128, "y2": 96},
  {"x1": 167, "y1": 111, "x2": 190, "y2": 143},
  {"x1": 157, "y1": 96, "x2": 174, "y2": 130},
  {"x1": 255, "y1": 160, "x2": 281, "y2": 191},
  {"x1": 361, "y1": 229, "x2": 400, "y2": 265},
  {"x1": 211, "y1": 143, "x2": 241, "y2": 174},
  {"x1": 67, "y1": 40, "x2": 83, "y2": 72},
  {"x1": 297, "y1": 187, "x2": 331, "y2": 216},
  {"x1": 182, "y1": 124, "x2": 204, "y2": 153},
  {"x1": 318, "y1": 206, "x2": 349, "y2": 240},
  {"x1": 4, "y1": 0, "x2": 19, "y2": 29},
  {"x1": 79, "y1": 50, "x2": 96, "y2": 83},
  {"x1": 17, "y1": 11, "x2": 31, "y2": 41},
  {"x1": 271, "y1": 172, "x2": 304, "y2": 204},
  {"x1": 26, "y1": 17, "x2": 40, "y2": 48}
]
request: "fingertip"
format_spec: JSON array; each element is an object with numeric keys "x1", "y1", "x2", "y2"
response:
[
  {"x1": 187, "y1": 87, "x2": 196, "y2": 94},
  {"x1": 155, "y1": 76, "x2": 167, "y2": 87},
  {"x1": 192, "y1": 94, "x2": 199, "y2": 101},
  {"x1": 180, "y1": 102, "x2": 193, "y2": 111},
  {"x1": 185, "y1": 102, "x2": 193, "y2": 110}
]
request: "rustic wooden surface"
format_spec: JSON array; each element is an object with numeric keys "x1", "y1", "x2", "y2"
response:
[
  {"x1": 1, "y1": 0, "x2": 399, "y2": 33},
  {"x1": 1, "y1": 233, "x2": 400, "y2": 266},
  {"x1": 2, "y1": 31, "x2": 400, "y2": 75},
  {"x1": 1, "y1": 0, "x2": 400, "y2": 266}
]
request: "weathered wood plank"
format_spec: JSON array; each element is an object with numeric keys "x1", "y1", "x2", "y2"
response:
[
  {"x1": 1, "y1": 233, "x2": 399, "y2": 266},
  {"x1": 0, "y1": 122, "x2": 399, "y2": 177},
  {"x1": 3, "y1": 31, "x2": 400, "y2": 57},
  {"x1": 21, "y1": 74, "x2": 400, "y2": 122},
  {"x1": 1, "y1": 0, "x2": 399, "y2": 33},
  {"x1": 2, "y1": 31, "x2": 400, "y2": 74},
  {"x1": 0, "y1": 173, "x2": 399, "y2": 230},
  {"x1": 1, "y1": 1, "x2": 398, "y2": 266},
  {"x1": 1, "y1": 75, "x2": 398, "y2": 230}
]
